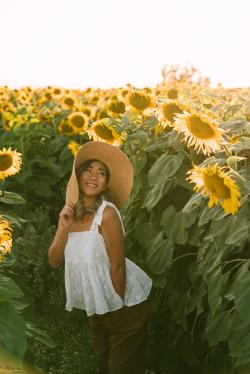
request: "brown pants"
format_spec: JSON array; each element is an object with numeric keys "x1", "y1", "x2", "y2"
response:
[{"x1": 88, "y1": 299, "x2": 149, "y2": 374}]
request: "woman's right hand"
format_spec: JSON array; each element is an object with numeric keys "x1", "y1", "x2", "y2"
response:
[{"x1": 58, "y1": 202, "x2": 75, "y2": 232}]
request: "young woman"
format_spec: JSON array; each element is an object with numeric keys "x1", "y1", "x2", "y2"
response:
[{"x1": 48, "y1": 141, "x2": 153, "y2": 374}]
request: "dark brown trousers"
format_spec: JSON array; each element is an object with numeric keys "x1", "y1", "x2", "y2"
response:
[{"x1": 88, "y1": 299, "x2": 149, "y2": 374}]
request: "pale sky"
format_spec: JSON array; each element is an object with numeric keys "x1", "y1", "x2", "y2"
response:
[{"x1": 0, "y1": 0, "x2": 249, "y2": 89}]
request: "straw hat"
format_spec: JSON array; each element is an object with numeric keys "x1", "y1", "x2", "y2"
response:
[{"x1": 66, "y1": 141, "x2": 134, "y2": 208}]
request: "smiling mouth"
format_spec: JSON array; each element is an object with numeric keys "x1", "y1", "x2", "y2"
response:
[{"x1": 86, "y1": 183, "x2": 97, "y2": 188}]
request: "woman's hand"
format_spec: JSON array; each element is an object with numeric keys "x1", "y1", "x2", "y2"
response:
[{"x1": 58, "y1": 202, "x2": 75, "y2": 232}]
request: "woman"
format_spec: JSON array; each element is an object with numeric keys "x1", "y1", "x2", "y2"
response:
[{"x1": 48, "y1": 141, "x2": 153, "y2": 374}]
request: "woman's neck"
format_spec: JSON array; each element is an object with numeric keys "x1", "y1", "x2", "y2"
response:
[{"x1": 81, "y1": 196, "x2": 99, "y2": 208}]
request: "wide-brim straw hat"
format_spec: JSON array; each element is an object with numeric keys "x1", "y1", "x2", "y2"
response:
[{"x1": 66, "y1": 141, "x2": 134, "y2": 209}]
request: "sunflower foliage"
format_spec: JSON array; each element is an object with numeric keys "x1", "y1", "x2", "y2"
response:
[{"x1": 0, "y1": 66, "x2": 250, "y2": 373}]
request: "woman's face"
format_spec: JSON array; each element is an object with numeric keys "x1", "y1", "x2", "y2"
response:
[{"x1": 78, "y1": 160, "x2": 108, "y2": 198}]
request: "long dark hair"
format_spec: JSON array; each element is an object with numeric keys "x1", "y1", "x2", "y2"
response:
[{"x1": 74, "y1": 159, "x2": 111, "y2": 221}]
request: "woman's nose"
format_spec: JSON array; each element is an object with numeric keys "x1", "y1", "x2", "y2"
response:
[{"x1": 89, "y1": 170, "x2": 98, "y2": 179}]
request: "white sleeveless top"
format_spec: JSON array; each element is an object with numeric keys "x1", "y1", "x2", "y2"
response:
[{"x1": 64, "y1": 200, "x2": 153, "y2": 316}]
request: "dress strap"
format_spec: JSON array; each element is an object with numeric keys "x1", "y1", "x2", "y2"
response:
[{"x1": 90, "y1": 200, "x2": 125, "y2": 235}]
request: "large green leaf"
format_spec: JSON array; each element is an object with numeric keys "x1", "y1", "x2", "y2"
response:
[
  {"x1": 142, "y1": 178, "x2": 177, "y2": 210},
  {"x1": 134, "y1": 222, "x2": 158, "y2": 248},
  {"x1": 130, "y1": 151, "x2": 147, "y2": 175},
  {"x1": 198, "y1": 204, "x2": 227, "y2": 226},
  {"x1": 227, "y1": 263, "x2": 250, "y2": 366},
  {"x1": 225, "y1": 221, "x2": 249, "y2": 245},
  {"x1": 182, "y1": 193, "x2": 204, "y2": 214},
  {"x1": 206, "y1": 310, "x2": 230, "y2": 346},
  {"x1": 161, "y1": 205, "x2": 188, "y2": 245},
  {"x1": 146, "y1": 231, "x2": 175, "y2": 274},
  {"x1": 0, "y1": 301, "x2": 27, "y2": 358},
  {"x1": 26, "y1": 322, "x2": 56, "y2": 348},
  {"x1": 233, "y1": 265, "x2": 250, "y2": 318},
  {"x1": 0, "y1": 191, "x2": 25, "y2": 204},
  {"x1": 147, "y1": 152, "x2": 185, "y2": 187},
  {"x1": 0, "y1": 273, "x2": 24, "y2": 302}
]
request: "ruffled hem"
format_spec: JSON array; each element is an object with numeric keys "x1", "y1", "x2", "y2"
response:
[{"x1": 65, "y1": 258, "x2": 153, "y2": 316}]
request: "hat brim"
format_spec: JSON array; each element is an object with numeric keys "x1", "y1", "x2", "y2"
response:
[{"x1": 66, "y1": 141, "x2": 134, "y2": 208}]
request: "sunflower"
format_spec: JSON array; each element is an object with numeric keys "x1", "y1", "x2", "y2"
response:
[
  {"x1": 174, "y1": 111, "x2": 224, "y2": 155},
  {"x1": 162, "y1": 101, "x2": 185, "y2": 123},
  {"x1": 68, "y1": 140, "x2": 81, "y2": 156},
  {"x1": 58, "y1": 120, "x2": 78, "y2": 136},
  {"x1": 187, "y1": 164, "x2": 241, "y2": 215},
  {"x1": 109, "y1": 99, "x2": 126, "y2": 114},
  {"x1": 62, "y1": 94, "x2": 76, "y2": 108},
  {"x1": 0, "y1": 147, "x2": 22, "y2": 180},
  {"x1": 68, "y1": 112, "x2": 88, "y2": 133},
  {"x1": 128, "y1": 91, "x2": 152, "y2": 111},
  {"x1": 51, "y1": 87, "x2": 64, "y2": 100},
  {"x1": 167, "y1": 88, "x2": 178, "y2": 100},
  {"x1": 0, "y1": 217, "x2": 12, "y2": 260},
  {"x1": 81, "y1": 105, "x2": 93, "y2": 118},
  {"x1": 88, "y1": 119, "x2": 124, "y2": 146}
]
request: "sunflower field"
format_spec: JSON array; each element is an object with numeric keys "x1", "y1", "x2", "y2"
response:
[{"x1": 0, "y1": 65, "x2": 250, "y2": 374}]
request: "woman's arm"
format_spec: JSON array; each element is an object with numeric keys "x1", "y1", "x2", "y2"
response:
[
  {"x1": 100, "y1": 206, "x2": 126, "y2": 301},
  {"x1": 48, "y1": 226, "x2": 69, "y2": 269},
  {"x1": 48, "y1": 202, "x2": 75, "y2": 269}
]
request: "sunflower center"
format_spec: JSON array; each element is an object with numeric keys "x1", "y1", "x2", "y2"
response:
[
  {"x1": 53, "y1": 88, "x2": 62, "y2": 95},
  {"x1": 204, "y1": 174, "x2": 231, "y2": 199},
  {"x1": 167, "y1": 89, "x2": 178, "y2": 100},
  {"x1": 109, "y1": 100, "x2": 126, "y2": 114},
  {"x1": 129, "y1": 93, "x2": 151, "y2": 110},
  {"x1": 71, "y1": 115, "x2": 85, "y2": 128},
  {"x1": 163, "y1": 103, "x2": 182, "y2": 122},
  {"x1": 0, "y1": 154, "x2": 13, "y2": 171},
  {"x1": 64, "y1": 97, "x2": 75, "y2": 106},
  {"x1": 62, "y1": 123, "x2": 75, "y2": 134},
  {"x1": 94, "y1": 125, "x2": 114, "y2": 140},
  {"x1": 187, "y1": 115, "x2": 216, "y2": 139}
]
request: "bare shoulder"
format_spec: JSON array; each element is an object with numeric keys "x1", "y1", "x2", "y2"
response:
[{"x1": 102, "y1": 205, "x2": 120, "y2": 224}]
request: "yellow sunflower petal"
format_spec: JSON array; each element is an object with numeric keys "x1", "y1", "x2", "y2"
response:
[
  {"x1": 0, "y1": 217, "x2": 13, "y2": 260},
  {"x1": 0, "y1": 147, "x2": 22, "y2": 180},
  {"x1": 174, "y1": 112, "x2": 224, "y2": 155},
  {"x1": 68, "y1": 141, "x2": 81, "y2": 156},
  {"x1": 187, "y1": 164, "x2": 241, "y2": 215},
  {"x1": 87, "y1": 119, "x2": 124, "y2": 146}
]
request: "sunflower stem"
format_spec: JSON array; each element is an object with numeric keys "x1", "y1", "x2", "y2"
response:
[
  {"x1": 222, "y1": 258, "x2": 247, "y2": 265},
  {"x1": 222, "y1": 143, "x2": 232, "y2": 157},
  {"x1": 172, "y1": 252, "x2": 197, "y2": 263}
]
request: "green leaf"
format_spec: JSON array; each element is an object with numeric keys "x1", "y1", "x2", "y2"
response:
[
  {"x1": 183, "y1": 193, "x2": 204, "y2": 214},
  {"x1": 130, "y1": 151, "x2": 147, "y2": 175},
  {"x1": 143, "y1": 116, "x2": 159, "y2": 129},
  {"x1": 233, "y1": 266, "x2": 250, "y2": 319},
  {"x1": 0, "y1": 210, "x2": 26, "y2": 228},
  {"x1": 146, "y1": 231, "x2": 174, "y2": 274},
  {"x1": 228, "y1": 313, "x2": 250, "y2": 367},
  {"x1": 134, "y1": 222, "x2": 158, "y2": 248},
  {"x1": 142, "y1": 152, "x2": 185, "y2": 210},
  {"x1": 198, "y1": 204, "x2": 227, "y2": 226},
  {"x1": 0, "y1": 273, "x2": 24, "y2": 302},
  {"x1": 0, "y1": 191, "x2": 25, "y2": 204},
  {"x1": 0, "y1": 301, "x2": 27, "y2": 358},
  {"x1": 142, "y1": 178, "x2": 176, "y2": 210},
  {"x1": 225, "y1": 222, "x2": 249, "y2": 245},
  {"x1": 26, "y1": 322, "x2": 56, "y2": 348},
  {"x1": 148, "y1": 152, "x2": 185, "y2": 186},
  {"x1": 206, "y1": 310, "x2": 230, "y2": 346},
  {"x1": 161, "y1": 206, "x2": 188, "y2": 245}
]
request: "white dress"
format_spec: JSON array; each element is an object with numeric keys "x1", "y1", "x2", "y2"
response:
[{"x1": 64, "y1": 200, "x2": 153, "y2": 316}]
